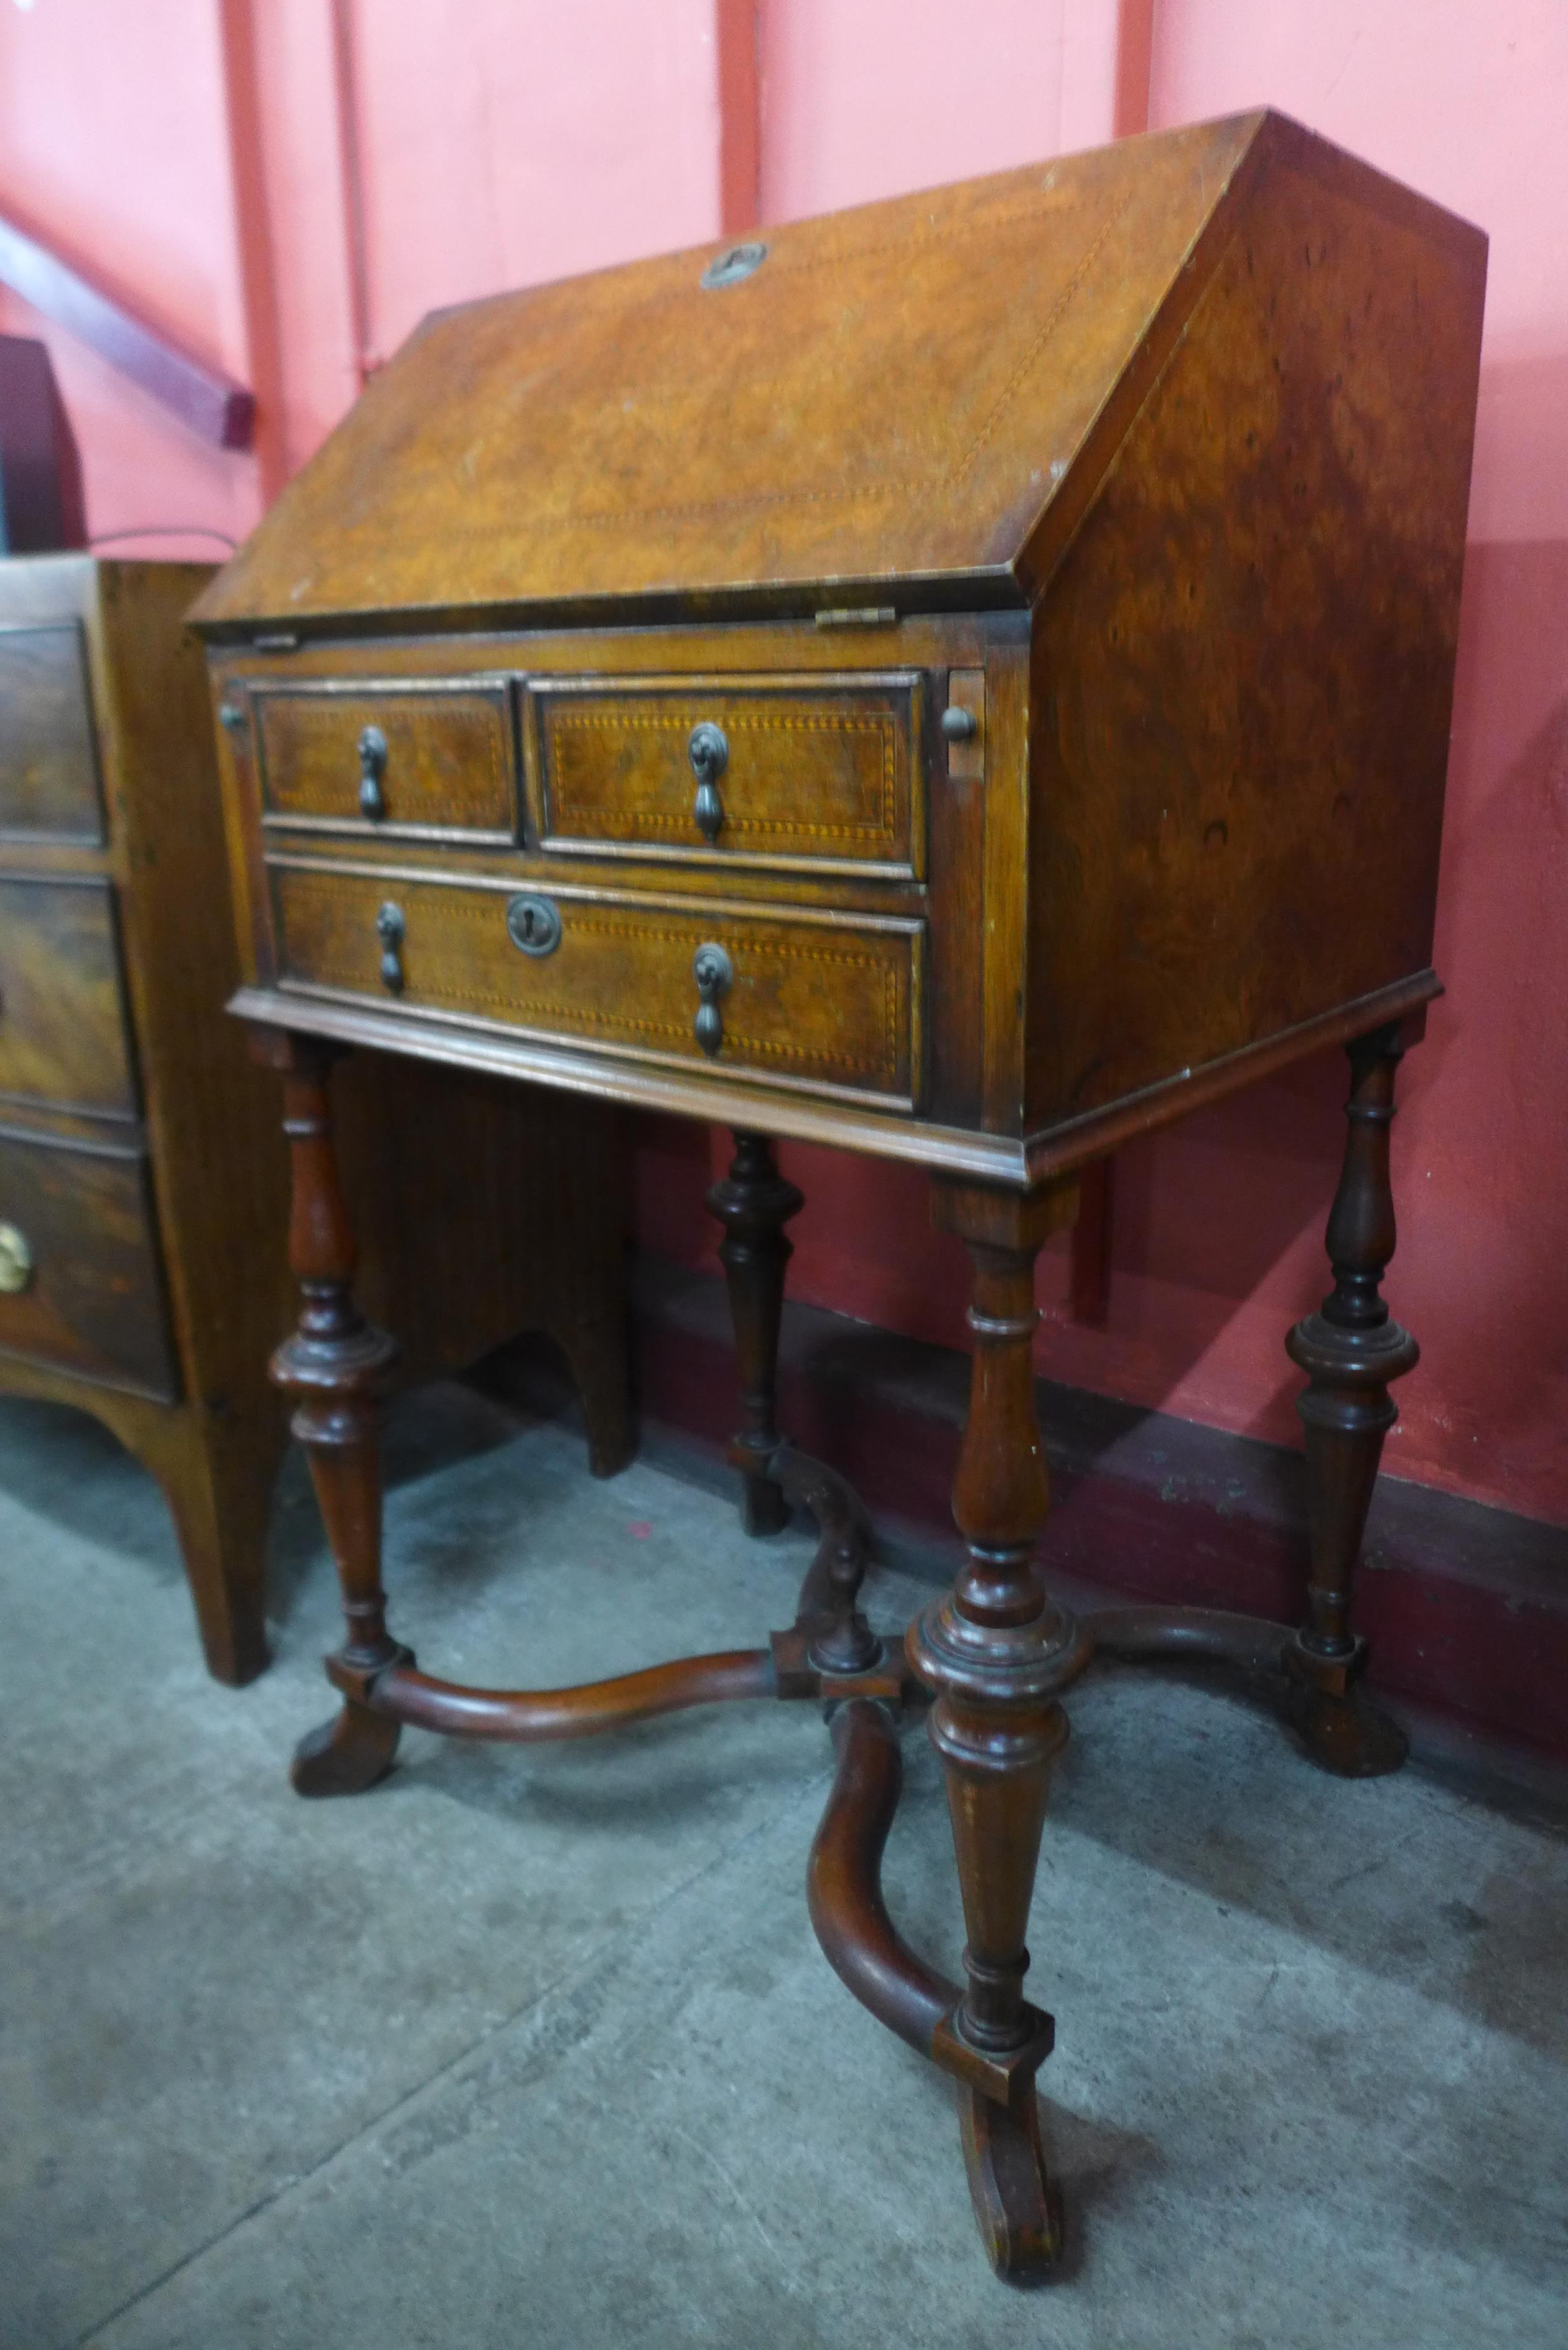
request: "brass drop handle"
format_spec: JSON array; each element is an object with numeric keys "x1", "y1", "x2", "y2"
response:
[
  {"x1": 376, "y1": 901, "x2": 406, "y2": 993},
  {"x1": 0, "y1": 1220, "x2": 33, "y2": 1294},
  {"x1": 358, "y1": 724, "x2": 388, "y2": 820},
  {"x1": 687, "y1": 722, "x2": 729, "y2": 842},
  {"x1": 691, "y1": 942, "x2": 733, "y2": 1057}
]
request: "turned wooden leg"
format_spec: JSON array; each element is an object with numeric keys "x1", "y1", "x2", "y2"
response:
[
  {"x1": 908, "y1": 1176, "x2": 1088, "y2": 2285},
  {"x1": 707, "y1": 1131, "x2": 803, "y2": 1536},
  {"x1": 1284, "y1": 1023, "x2": 1419, "y2": 1777},
  {"x1": 253, "y1": 1031, "x2": 406, "y2": 1796},
  {"x1": 556, "y1": 1303, "x2": 636, "y2": 1481}
]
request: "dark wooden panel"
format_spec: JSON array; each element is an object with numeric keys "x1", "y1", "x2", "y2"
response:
[
  {"x1": 0, "y1": 621, "x2": 101, "y2": 840},
  {"x1": 0, "y1": 876, "x2": 136, "y2": 1116},
  {"x1": 530, "y1": 672, "x2": 923, "y2": 876},
  {"x1": 252, "y1": 680, "x2": 515, "y2": 840},
  {"x1": 270, "y1": 861, "x2": 923, "y2": 1109},
  {"x1": 0, "y1": 1130, "x2": 176, "y2": 1398}
]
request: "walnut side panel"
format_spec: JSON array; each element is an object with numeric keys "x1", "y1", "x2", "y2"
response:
[{"x1": 1024, "y1": 155, "x2": 1485, "y2": 1131}]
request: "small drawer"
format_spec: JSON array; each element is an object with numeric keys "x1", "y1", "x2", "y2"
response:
[
  {"x1": 250, "y1": 681, "x2": 517, "y2": 841},
  {"x1": 529, "y1": 672, "x2": 925, "y2": 877},
  {"x1": 272, "y1": 864, "x2": 924, "y2": 1110},
  {"x1": 0, "y1": 622, "x2": 104, "y2": 841},
  {"x1": 0, "y1": 878, "x2": 138, "y2": 1118},
  {"x1": 0, "y1": 1131, "x2": 177, "y2": 1399}
]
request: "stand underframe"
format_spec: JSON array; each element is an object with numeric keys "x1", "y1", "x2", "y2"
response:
[
  {"x1": 291, "y1": 1431, "x2": 1408, "y2": 2284},
  {"x1": 269, "y1": 1029, "x2": 1419, "y2": 2287}
]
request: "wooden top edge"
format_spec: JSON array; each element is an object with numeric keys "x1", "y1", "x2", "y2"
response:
[
  {"x1": 1021, "y1": 973, "x2": 1444, "y2": 1182},
  {"x1": 418, "y1": 108, "x2": 1269, "y2": 332},
  {"x1": 186, "y1": 566, "x2": 1029, "y2": 647},
  {"x1": 231, "y1": 971, "x2": 1442, "y2": 1195},
  {"x1": 1253, "y1": 108, "x2": 1488, "y2": 263},
  {"x1": 226, "y1": 986, "x2": 1033, "y2": 1184}
]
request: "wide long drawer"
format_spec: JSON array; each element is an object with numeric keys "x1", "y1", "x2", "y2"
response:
[
  {"x1": 0, "y1": 1130, "x2": 177, "y2": 1398},
  {"x1": 271, "y1": 863, "x2": 924, "y2": 1109},
  {"x1": 527, "y1": 672, "x2": 924, "y2": 877},
  {"x1": 0, "y1": 877, "x2": 138, "y2": 1117}
]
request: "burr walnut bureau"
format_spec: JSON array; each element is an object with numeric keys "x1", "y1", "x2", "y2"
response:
[
  {"x1": 190, "y1": 113, "x2": 1486, "y2": 2280},
  {"x1": 0, "y1": 554, "x2": 631, "y2": 1686}
]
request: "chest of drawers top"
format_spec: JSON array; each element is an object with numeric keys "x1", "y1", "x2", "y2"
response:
[{"x1": 194, "y1": 110, "x2": 1486, "y2": 1187}]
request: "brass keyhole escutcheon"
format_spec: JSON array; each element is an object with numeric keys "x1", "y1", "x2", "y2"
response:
[
  {"x1": 700, "y1": 241, "x2": 767, "y2": 289},
  {"x1": 0, "y1": 1221, "x2": 34, "y2": 1294},
  {"x1": 687, "y1": 723, "x2": 729, "y2": 843},
  {"x1": 505, "y1": 894, "x2": 562, "y2": 957}
]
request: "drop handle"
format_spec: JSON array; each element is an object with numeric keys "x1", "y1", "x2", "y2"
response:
[
  {"x1": 358, "y1": 724, "x2": 388, "y2": 820},
  {"x1": 687, "y1": 722, "x2": 729, "y2": 841},
  {"x1": 375, "y1": 901, "x2": 406, "y2": 994},
  {"x1": 691, "y1": 942, "x2": 734, "y2": 1057}
]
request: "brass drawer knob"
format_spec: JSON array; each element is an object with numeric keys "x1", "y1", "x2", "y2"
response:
[
  {"x1": 0, "y1": 1220, "x2": 33, "y2": 1294},
  {"x1": 692, "y1": 941, "x2": 733, "y2": 1057},
  {"x1": 686, "y1": 722, "x2": 729, "y2": 842},
  {"x1": 358, "y1": 724, "x2": 389, "y2": 820},
  {"x1": 375, "y1": 900, "x2": 406, "y2": 993}
]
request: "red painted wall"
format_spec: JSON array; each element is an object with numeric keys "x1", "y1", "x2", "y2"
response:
[{"x1": 4, "y1": 2, "x2": 1564, "y2": 1525}]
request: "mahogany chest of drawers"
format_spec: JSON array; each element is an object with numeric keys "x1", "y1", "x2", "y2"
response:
[
  {"x1": 190, "y1": 111, "x2": 1486, "y2": 2280},
  {"x1": 0, "y1": 556, "x2": 630, "y2": 1683}
]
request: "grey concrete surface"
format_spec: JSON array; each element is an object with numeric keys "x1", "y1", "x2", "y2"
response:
[{"x1": 0, "y1": 1383, "x2": 1564, "y2": 2349}]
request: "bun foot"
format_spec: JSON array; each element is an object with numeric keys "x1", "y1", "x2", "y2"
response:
[
  {"x1": 959, "y1": 2086, "x2": 1063, "y2": 2285},
  {"x1": 291, "y1": 1699, "x2": 401, "y2": 1797},
  {"x1": 1290, "y1": 1686, "x2": 1409, "y2": 1779}
]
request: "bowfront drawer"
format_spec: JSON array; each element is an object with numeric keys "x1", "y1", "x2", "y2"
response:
[
  {"x1": 251, "y1": 680, "x2": 517, "y2": 842},
  {"x1": 0, "y1": 878, "x2": 138, "y2": 1117},
  {"x1": 0, "y1": 1131, "x2": 176, "y2": 1398},
  {"x1": 272, "y1": 864, "x2": 923, "y2": 1109},
  {"x1": 0, "y1": 621, "x2": 103, "y2": 841},
  {"x1": 528, "y1": 672, "x2": 924, "y2": 878}
]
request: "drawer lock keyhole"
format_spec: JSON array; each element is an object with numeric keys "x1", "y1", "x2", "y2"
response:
[
  {"x1": 0, "y1": 1220, "x2": 34, "y2": 1294},
  {"x1": 358, "y1": 725, "x2": 389, "y2": 820},
  {"x1": 375, "y1": 901, "x2": 406, "y2": 993},
  {"x1": 687, "y1": 723, "x2": 729, "y2": 843},
  {"x1": 692, "y1": 942, "x2": 734, "y2": 1057},
  {"x1": 506, "y1": 894, "x2": 562, "y2": 957}
]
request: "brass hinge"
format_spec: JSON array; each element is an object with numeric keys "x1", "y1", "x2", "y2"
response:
[{"x1": 814, "y1": 605, "x2": 897, "y2": 630}]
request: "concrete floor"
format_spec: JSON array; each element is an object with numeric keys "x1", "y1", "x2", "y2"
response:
[{"x1": 1, "y1": 1383, "x2": 1565, "y2": 2350}]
